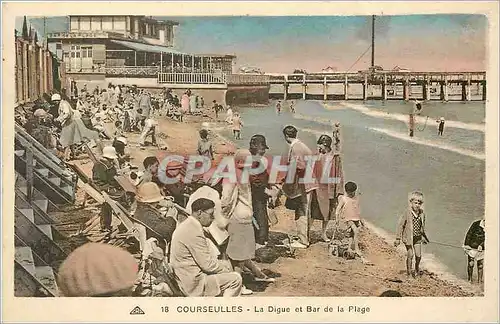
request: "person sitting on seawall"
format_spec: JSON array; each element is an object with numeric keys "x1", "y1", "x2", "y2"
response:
[
  {"x1": 169, "y1": 198, "x2": 243, "y2": 297},
  {"x1": 463, "y1": 217, "x2": 485, "y2": 284},
  {"x1": 394, "y1": 191, "x2": 430, "y2": 278},
  {"x1": 57, "y1": 243, "x2": 138, "y2": 297},
  {"x1": 92, "y1": 146, "x2": 126, "y2": 232}
]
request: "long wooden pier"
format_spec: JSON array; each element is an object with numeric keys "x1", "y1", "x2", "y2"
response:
[{"x1": 267, "y1": 71, "x2": 486, "y2": 101}]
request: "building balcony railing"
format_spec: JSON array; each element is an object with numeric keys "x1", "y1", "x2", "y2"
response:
[
  {"x1": 106, "y1": 66, "x2": 160, "y2": 76},
  {"x1": 47, "y1": 31, "x2": 131, "y2": 40},
  {"x1": 225, "y1": 74, "x2": 270, "y2": 85},
  {"x1": 158, "y1": 72, "x2": 226, "y2": 84}
]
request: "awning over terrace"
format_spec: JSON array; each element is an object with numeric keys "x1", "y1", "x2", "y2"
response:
[{"x1": 110, "y1": 39, "x2": 186, "y2": 55}]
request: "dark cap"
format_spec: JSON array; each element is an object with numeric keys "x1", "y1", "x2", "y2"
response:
[{"x1": 250, "y1": 134, "x2": 269, "y2": 149}]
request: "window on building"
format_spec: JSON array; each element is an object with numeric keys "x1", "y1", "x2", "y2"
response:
[
  {"x1": 102, "y1": 16, "x2": 113, "y2": 30},
  {"x1": 113, "y1": 16, "x2": 126, "y2": 31},
  {"x1": 70, "y1": 17, "x2": 79, "y2": 30},
  {"x1": 80, "y1": 17, "x2": 91, "y2": 30},
  {"x1": 81, "y1": 46, "x2": 93, "y2": 58},
  {"x1": 91, "y1": 17, "x2": 102, "y2": 30}
]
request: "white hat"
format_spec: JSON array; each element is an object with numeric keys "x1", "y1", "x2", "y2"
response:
[
  {"x1": 116, "y1": 137, "x2": 128, "y2": 145},
  {"x1": 440, "y1": 117, "x2": 445, "y2": 121},
  {"x1": 34, "y1": 109, "x2": 47, "y2": 118},
  {"x1": 201, "y1": 122, "x2": 209, "y2": 128},
  {"x1": 51, "y1": 93, "x2": 61, "y2": 101},
  {"x1": 136, "y1": 182, "x2": 164, "y2": 203},
  {"x1": 102, "y1": 146, "x2": 118, "y2": 159}
]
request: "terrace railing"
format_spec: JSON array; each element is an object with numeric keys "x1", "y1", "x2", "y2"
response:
[
  {"x1": 106, "y1": 66, "x2": 159, "y2": 77},
  {"x1": 225, "y1": 74, "x2": 271, "y2": 85},
  {"x1": 157, "y1": 72, "x2": 226, "y2": 84}
]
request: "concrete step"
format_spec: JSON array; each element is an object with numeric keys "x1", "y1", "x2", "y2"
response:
[
  {"x1": 48, "y1": 177, "x2": 61, "y2": 187},
  {"x1": 18, "y1": 186, "x2": 28, "y2": 196},
  {"x1": 61, "y1": 184, "x2": 74, "y2": 197},
  {"x1": 37, "y1": 168, "x2": 50, "y2": 177},
  {"x1": 33, "y1": 199, "x2": 49, "y2": 214},
  {"x1": 18, "y1": 208, "x2": 35, "y2": 223},
  {"x1": 37, "y1": 224, "x2": 53, "y2": 240},
  {"x1": 34, "y1": 266, "x2": 59, "y2": 297},
  {"x1": 15, "y1": 246, "x2": 36, "y2": 276}
]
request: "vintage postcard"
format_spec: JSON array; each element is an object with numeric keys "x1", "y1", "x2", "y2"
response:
[{"x1": 2, "y1": 1, "x2": 498, "y2": 323}]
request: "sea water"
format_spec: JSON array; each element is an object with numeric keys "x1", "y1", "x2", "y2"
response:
[{"x1": 221, "y1": 99, "x2": 485, "y2": 283}]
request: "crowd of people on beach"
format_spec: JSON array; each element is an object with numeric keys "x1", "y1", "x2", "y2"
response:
[{"x1": 16, "y1": 88, "x2": 485, "y2": 297}]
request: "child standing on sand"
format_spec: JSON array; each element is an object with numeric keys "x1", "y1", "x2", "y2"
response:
[
  {"x1": 232, "y1": 112, "x2": 244, "y2": 140},
  {"x1": 335, "y1": 181, "x2": 363, "y2": 256},
  {"x1": 394, "y1": 191, "x2": 430, "y2": 278}
]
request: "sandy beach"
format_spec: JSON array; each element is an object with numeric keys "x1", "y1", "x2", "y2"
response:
[{"x1": 54, "y1": 105, "x2": 482, "y2": 297}]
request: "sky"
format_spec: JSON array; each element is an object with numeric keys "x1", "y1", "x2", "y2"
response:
[{"x1": 16, "y1": 15, "x2": 487, "y2": 73}]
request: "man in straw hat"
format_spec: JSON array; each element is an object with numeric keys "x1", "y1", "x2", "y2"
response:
[
  {"x1": 170, "y1": 198, "x2": 243, "y2": 297},
  {"x1": 57, "y1": 243, "x2": 138, "y2": 297},
  {"x1": 135, "y1": 182, "x2": 177, "y2": 250},
  {"x1": 92, "y1": 146, "x2": 124, "y2": 232}
]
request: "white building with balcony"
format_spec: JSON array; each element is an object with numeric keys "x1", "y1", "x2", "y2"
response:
[{"x1": 47, "y1": 15, "x2": 236, "y2": 89}]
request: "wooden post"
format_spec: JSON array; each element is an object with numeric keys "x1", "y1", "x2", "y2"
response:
[
  {"x1": 363, "y1": 74, "x2": 368, "y2": 100},
  {"x1": 160, "y1": 51, "x2": 163, "y2": 73},
  {"x1": 482, "y1": 80, "x2": 487, "y2": 101},
  {"x1": 283, "y1": 75, "x2": 288, "y2": 101},
  {"x1": 461, "y1": 81, "x2": 467, "y2": 101},
  {"x1": 134, "y1": 51, "x2": 137, "y2": 66},
  {"x1": 302, "y1": 73, "x2": 306, "y2": 100},
  {"x1": 171, "y1": 52, "x2": 174, "y2": 72},
  {"x1": 344, "y1": 74, "x2": 349, "y2": 100},
  {"x1": 182, "y1": 55, "x2": 185, "y2": 73},
  {"x1": 382, "y1": 73, "x2": 387, "y2": 100},
  {"x1": 466, "y1": 76, "x2": 472, "y2": 101},
  {"x1": 403, "y1": 77, "x2": 410, "y2": 101},
  {"x1": 422, "y1": 78, "x2": 428, "y2": 101},
  {"x1": 26, "y1": 146, "x2": 34, "y2": 203},
  {"x1": 444, "y1": 75, "x2": 449, "y2": 102},
  {"x1": 323, "y1": 76, "x2": 327, "y2": 101}
]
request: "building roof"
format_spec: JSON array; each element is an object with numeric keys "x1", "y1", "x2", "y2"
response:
[
  {"x1": 142, "y1": 16, "x2": 179, "y2": 26},
  {"x1": 111, "y1": 39, "x2": 186, "y2": 54}
]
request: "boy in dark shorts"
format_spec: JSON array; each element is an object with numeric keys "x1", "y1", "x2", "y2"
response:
[{"x1": 394, "y1": 191, "x2": 430, "y2": 278}]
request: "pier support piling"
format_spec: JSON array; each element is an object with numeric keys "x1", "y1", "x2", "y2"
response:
[
  {"x1": 302, "y1": 74, "x2": 306, "y2": 100},
  {"x1": 323, "y1": 76, "x2": 327, "y2": 101},
  {"x1": 363, "y1": 74, "x2": 368, "y2": 101},
  {"x1": 382, "y1": 74, "x2": 387, "y2": 100},
  {"x1": 403, "y1": 81, "x2": 410, "y2": 101},
  {"x1": 443, "y1": 76, "x2": 449, "y2": 102},
  {"x1": 461, "y1": 82, "x2": 467, "y2": 101},
  {"x1": 344, "y1": 75, "x2": 349, "y2": 100}
]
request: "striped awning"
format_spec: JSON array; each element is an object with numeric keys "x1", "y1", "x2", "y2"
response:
[{"x1": 110, "y1": 39, "x2": 186, "y2": 55}]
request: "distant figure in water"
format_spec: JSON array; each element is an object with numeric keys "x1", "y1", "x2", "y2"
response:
[
  {"x1": 332, "y1": 122, "x2": 341, "y2": 154},
  {"x1": 289, "y1": 101, "x2": 295, "y2": 114},
  {"x1": 276, "y1": 100, "x2": 281, "y2": 115},
  {"x1": 436, "y1": 117, "x2": 445, "y2": 136}
]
